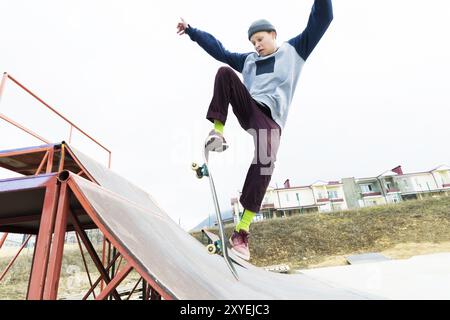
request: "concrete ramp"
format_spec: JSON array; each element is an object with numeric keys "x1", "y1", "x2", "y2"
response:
[{"x1": 64, "y1": 145, "x2": 380, "y2": 300}]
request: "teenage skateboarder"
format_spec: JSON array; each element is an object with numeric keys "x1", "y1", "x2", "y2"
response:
[{"x1": 177, "y1": 0, "x2": 333, "y2": 260}]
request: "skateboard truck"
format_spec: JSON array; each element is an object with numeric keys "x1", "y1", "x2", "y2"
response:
[
  {"x1": 191, "y1": 162, "x2": 209, "y2": 179},
  {"x1": 206, "y1": 240, "x2": 222, "y2": 255}
]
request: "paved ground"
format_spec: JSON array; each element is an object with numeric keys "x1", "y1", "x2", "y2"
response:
[{"x1": 297, "y1": 252, "x2": 450, "y2": 299}]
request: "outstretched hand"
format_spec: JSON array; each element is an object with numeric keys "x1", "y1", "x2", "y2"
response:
[{"x1": 177, "y1": 17, "x2": 188, "y2": 35}]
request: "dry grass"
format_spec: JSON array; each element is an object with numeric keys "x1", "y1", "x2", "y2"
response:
[
  {"x1": 0, "y1": 244, "x2": 141, "y2": 300},
  {"x1": 193, "y1": 196, "x2": 450, "y2": 269}
]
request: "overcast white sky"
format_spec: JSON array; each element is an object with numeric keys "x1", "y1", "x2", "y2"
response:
[{"x1": 0, "y1": 0, "x2": 449, "y2": 231}]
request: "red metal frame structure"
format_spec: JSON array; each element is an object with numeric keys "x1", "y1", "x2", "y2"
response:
[
  {"x1": 0, "y1": 163, "x2": 167, "y2": 299},
  {"x1": 0, "y1": 73, "x2": 164, "y2": 299}
]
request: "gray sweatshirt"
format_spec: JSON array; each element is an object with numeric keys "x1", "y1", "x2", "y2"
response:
[{"x1": 186, "y1": 0, "x2": 333, "y2": 130}]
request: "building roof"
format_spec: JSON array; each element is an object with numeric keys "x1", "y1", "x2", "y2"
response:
[
  {"x1": 430, "y1": 164, "x2": 450, "y2": 172},
  {"x1": 265, "y1": 165, "x2": 449, "y2": 193}
]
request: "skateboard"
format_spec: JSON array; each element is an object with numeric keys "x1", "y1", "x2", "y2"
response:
[{"x1": 191, "y1": 142, "x2": 239, "y2": 280}]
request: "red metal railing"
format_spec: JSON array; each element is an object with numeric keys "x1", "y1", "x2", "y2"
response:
[{"x1": 0, "y1": 72, "x2": 112, "y2": 168}]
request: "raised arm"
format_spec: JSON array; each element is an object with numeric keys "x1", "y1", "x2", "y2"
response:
[
  {"x1": 288, "y1": 0, "x2": 333, "y2": 61},
  {"x1": 177, "y1": 18, "x2": 250, "y2": 73}
]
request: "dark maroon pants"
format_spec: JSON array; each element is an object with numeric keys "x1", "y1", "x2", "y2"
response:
[{"x1": 206, "y1": 66, "x2": 281, "y2": 213}]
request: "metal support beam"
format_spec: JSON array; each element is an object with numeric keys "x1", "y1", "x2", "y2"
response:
[
  {"x1": 58, "y1": 144, "x2": 65, "y2": 172},
  {"x1": 27, "y1": 178, "x2": 59, "y2": 299},
  {"x1": 46, "y1": 148, "x2": 54, "y2": 174},
  {"x1": 114, "y1": 255, "x2": 123, "y2": 277},
  {"x1": 101, "y1": 238, "x2": 107, "y2": 291},
  {"x1": 26, "y1": 234, "x2": 38, "y2": 298},
  {"x1": 96, "y1": 262, "x2": 133, "y2": 300},
  {"x1": 142, "y1": 280, "x2": 147, "y2": 300},
  {"x1": 82, "y1": 251, "x2": 120, "y2": 300},
  {"x1": 69, "y1": 210, "x2": 122, "y2": 300},
  {"x1": 150, "y1": 288, "x2": 162, "y2": 300},
  {"x1": 0, "y1": 146, "x2": 53, "y2": 158},
  {"x1": 0, "y1": 72, "x2": 7, "y2": 102},
  {"x1": 0, "y1": 113, "x2": 50, "y2": 144},
  {"x1": 43, "y1": 182, "x2": 70, "y2": 300},
  {"x1": 0, "y1": 235, "x2": 32, "y2": 282},
  {"x1": 126, "y1": 277, "x2": 142, "y2": 300},
  {"x1": 35, "y1": 151, "x2": 50, "y2": 175},
  {"x1": 75, "y1": 232, "x2": 96, "y2": 299},
  {"x1": 0, "y1": 233, "x2": 8, "y2": 249}
]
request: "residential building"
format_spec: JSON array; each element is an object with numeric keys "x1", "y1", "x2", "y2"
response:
[
  {"x1": 311, "y1": 180, "x2": 348, "y2": 213},
  {"x1": 395, "y1": 165, "x2": 450, "y2": 200},
  {"x1": 230, "y1": 164, "x2": 450, "y2": 223}
]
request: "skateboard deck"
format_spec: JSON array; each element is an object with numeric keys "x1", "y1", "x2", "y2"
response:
[{"x1": 191, "y1": 144, "x2": 239, "y2": 280}]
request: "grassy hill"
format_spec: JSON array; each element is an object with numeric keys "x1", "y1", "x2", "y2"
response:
[{"x1": 192, "y1": 195, "x2": 450, "y2": 269}]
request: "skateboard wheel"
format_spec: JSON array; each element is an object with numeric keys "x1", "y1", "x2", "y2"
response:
[
  {"x1": 206, "y1": 244, "x2": 217, "y2": 254},
  {"x1": 191, "y1": 163, "x2": 199, "y2": 171}
]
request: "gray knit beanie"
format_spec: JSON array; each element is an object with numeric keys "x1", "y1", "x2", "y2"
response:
[{"x1": 248, "y1": 19, "x2": 276, "y2": 40}]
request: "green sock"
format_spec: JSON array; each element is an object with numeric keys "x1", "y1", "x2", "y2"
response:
[
  {"x1": 214, "y1": 120, "x2": 224, "y2": 134},
  {"x1": 236, "y1": 209, "x2": 256, "y2": 232}
]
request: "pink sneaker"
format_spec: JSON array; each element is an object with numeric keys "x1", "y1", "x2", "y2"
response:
[
  {"x1": 205, "y1": 130, "x2": 229, "y2": 152},
  {"x1": 229, "y1": 230, "x2": 250, "y2": 261}
]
